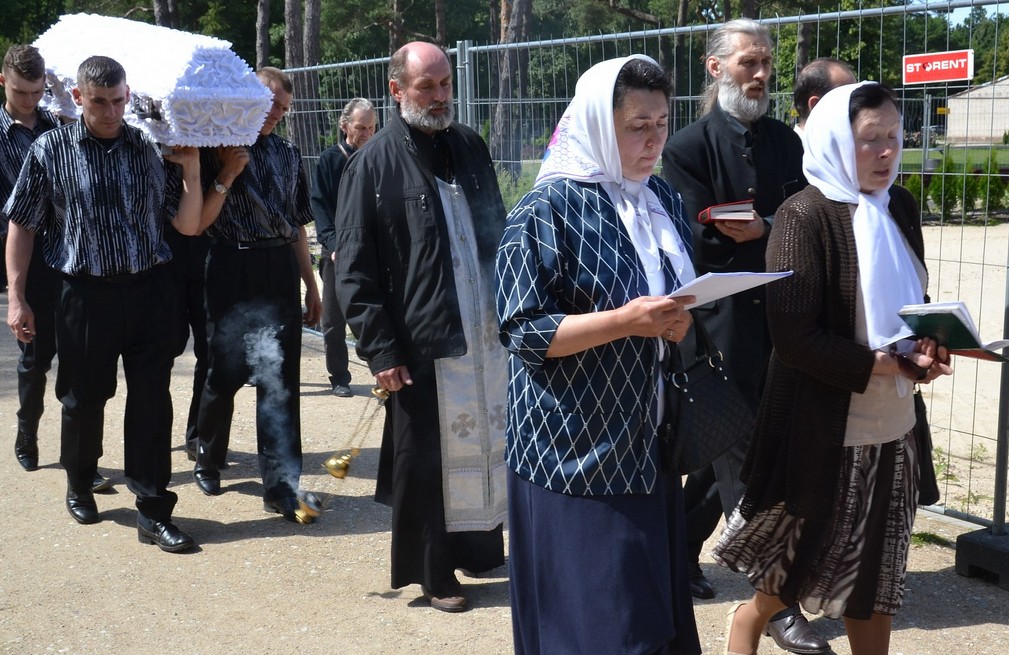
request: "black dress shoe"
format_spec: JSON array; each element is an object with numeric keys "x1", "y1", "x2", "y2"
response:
[
  {"x1": 14, "y1": 430, "x2": 39, "y2": 471},
  {"x1": 189, "y1": 444, "x2": 229, "y2": 469},
  {"x1": 66, "y1": 486, "x2": 100, "y2": 525},
  {"x1": 193, "y1": 469, "x2": 222, "y2": 496},
  {"x1": 689, "y1": 564, "x2": 716, "y2": 600},
  {"x1": 264, "y1": 496, "x2": 301, "y2": 522},
  {"x1": 137, "y1": 517, "x2": 195, "y2": 553},
  {"x1": 765, "y1": 611, "x2": 829, "y2": 654},
  {"x1": 92, "y1": 472, "x2": 112, "y2": 493}
]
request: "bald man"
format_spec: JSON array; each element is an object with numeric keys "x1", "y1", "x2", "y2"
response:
[
  {"x1": 332, "y1": 42, "x2": 508, "y2": 613},
  {"x1": 793, "y1": 57, "x2": 856, "y2": 136}
]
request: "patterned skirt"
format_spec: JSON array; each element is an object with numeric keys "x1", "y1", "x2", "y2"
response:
[{"x1": 712, "y1": 432, "x2": 919, "y2": 620}]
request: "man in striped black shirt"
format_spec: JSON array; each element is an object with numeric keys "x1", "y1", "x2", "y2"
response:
[
  {"x1": 4, "y1": 55, "x2": 203, "y2": 553},
  {"x1": 0, "y1": 45, "x2": 113, "y2": 494},
  {"x1": 192, "y1": 67, "x2": 321, "y2": 522}
]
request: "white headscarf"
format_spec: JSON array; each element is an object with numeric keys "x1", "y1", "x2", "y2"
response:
[
  {"x1": 802, "y1": 81, "x2": 920, "y2": 350},
  {"x1": 535, "y1": 55, "x2": 695, "y2": 295}
]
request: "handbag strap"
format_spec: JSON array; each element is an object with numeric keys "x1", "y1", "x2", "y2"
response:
[
  {"x1": 670, "y1": 310, "x2": 723, "y2": 378},
  {"x1": 688, "y1": 309, "x2": 721, "y2": 361}
]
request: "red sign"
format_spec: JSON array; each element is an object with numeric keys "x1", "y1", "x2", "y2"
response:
[{"x1": 903, "y1": 50, "x2": 974, "y2": 84}]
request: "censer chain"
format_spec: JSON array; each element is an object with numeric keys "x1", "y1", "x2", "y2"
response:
[{"x1": 324, "y1": 388, "x2": 388, "y2": 478}]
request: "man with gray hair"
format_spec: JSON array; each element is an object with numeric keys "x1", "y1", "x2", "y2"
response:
[
  {"x1": 793, "y1": 57, "x2": 856, "y2": 135},
  {"x1": 311, "y1": 97, "x2": 377, "y2": 398},
  {"x1": 662, "y1": 18, "x2": 828, "y2": 655},
  {"x1": 333, "y1": 41, "x2": 507, "y2": 613}
]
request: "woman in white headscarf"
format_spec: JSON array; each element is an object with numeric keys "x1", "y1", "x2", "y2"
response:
[
  {"x1": 713, "y1": 82, "x2": 952, "y2": 655},
  {"x1": 496, "y1": 56, "x2": 701, "y2": 654}
]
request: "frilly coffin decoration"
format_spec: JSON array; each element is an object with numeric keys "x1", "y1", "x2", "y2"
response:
[{"x1": 33, "y1": 13, "x2": 273, "y2": 147}]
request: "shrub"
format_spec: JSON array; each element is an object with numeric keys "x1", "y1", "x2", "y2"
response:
[
  {"x1": 981, "y1": 149, "x2": 1008, "y2": 212},
  {"x1": 928, "y1": 155, "x2": 959, "y2": 219},
  {"x1": 497, "y1": 164, "x2": 539, "y2": 214},
  {"x1": 904, "y1": 174, "x2": 924, "y2": 210}
]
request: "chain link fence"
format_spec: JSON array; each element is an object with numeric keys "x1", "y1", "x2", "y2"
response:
[{"x1": 286, "y1": 0, "x2": 1009, "y2": 532}]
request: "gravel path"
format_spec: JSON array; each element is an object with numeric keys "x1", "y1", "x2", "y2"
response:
[{"x1": 1, "y1": 286, "x2": 1007, "y2": 654}]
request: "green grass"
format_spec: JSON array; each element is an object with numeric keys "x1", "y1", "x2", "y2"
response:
[
  {"x1": 902, "y1": 145, "x2": 1009, "y2": 172},
  {"x1": 910, "y1": 531, "x2": 954, "y2": 548}
]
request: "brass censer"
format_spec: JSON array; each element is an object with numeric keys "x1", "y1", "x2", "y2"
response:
[
  {"x1": 294, "y1": 490, "x2": 323, "y2": 524},
  {"x1": 323, "y1": 387, "x2": 389, "y2": 479},
  {"x1": 323, "y1": 452, "x2": 354, "y2": 479}
]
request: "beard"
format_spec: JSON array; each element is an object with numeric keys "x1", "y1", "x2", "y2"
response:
[
  {"x1": 717, "y1": 72, "x2": 770, "y2": 124},
  {"x1": 399, "y1": 95, "x2": 454, "y2": 132}
]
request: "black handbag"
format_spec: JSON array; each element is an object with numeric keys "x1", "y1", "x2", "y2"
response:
[
  {"x1": 913, "y1": 389, "x2": 941, "y2": 506},
  {"x1": 659, "y1": 313, "x2": 755, "y2": 475}
]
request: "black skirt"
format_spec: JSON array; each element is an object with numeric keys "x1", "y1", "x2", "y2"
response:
[{"x1": 508, "y1": 469, "x2": 701, "y2": 655}]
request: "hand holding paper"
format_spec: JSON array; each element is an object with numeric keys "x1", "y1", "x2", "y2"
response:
[{"x1": 668, "y1": 271, "x2": 793, "y2": 309}]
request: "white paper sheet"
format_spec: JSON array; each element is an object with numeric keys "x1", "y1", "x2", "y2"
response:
[{"x1": 667, "y1": 271, "x2": 793, "y2": 309}]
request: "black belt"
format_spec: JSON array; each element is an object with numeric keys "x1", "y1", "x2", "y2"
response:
[
  {"x1": 211, "y1": 236, "x2": 293, "y2": 250},
  {"x1": 71, "y1": 266, "x2": 160, "y2": 285}
]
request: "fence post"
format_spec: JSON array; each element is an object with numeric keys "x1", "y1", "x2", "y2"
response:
[
  {"x1": 955, "y1": 256, "x2": 1009, "y2": 589},
  {"x1": 455, "y1": 40, "x2": 474, "y2": 129}
]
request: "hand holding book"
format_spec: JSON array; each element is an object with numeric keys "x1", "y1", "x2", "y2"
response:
[
  {"x1": 697, "y1": 200, "x2": 755, "y2": 223},
  {"x1": 897, "y1": 301, "x2": 1009, "y2": 363}
]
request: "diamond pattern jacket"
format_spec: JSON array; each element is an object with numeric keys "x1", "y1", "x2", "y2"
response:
[{"x1": 496, "y1": 177, "x2": 693, "y2": 496}]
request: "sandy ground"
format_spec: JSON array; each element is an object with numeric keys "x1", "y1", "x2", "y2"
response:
[{"x1": 2, "y1": 226, "x2": 1009, "y2": 654}]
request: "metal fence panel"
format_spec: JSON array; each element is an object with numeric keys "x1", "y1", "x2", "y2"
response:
[{"x1": 286, "y1": 0, "x2": 1009, "y2": 530}]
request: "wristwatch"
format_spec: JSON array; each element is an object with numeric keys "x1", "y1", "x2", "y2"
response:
[{"x1": 213, "y1": 180, "x2": 230, "y2": 195}]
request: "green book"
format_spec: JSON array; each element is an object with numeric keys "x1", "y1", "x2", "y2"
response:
[{"x1": 898, "y1": 301, "x2": 1009, "y2": 363}]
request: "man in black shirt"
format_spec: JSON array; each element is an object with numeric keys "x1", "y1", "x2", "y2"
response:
[
  {"x1": 193, "y1": 67, "x2": 321, "y2": 522},
  {"x1": 5, "y1": 55, "x2": 203, "y2": 552},
  {"x1": 662, "y1": 19, "x2": 828, "y2": 655},
  {"x1": 0, "y1": 45, "x2": 112, "y2": 493},
  {"x1": 310, "y1": 97, "x2": 376, "y2": 398}
]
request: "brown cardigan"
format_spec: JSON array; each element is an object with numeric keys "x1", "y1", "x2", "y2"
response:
[{"x1": 739, "y1": 184, "x2": 925, "y2": 521}]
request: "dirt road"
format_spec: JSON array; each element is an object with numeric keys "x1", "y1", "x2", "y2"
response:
[{"x1": 1, "y1": 256, "x2": 1007, "y2": 654}]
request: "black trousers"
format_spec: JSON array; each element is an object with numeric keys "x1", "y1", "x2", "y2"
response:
[
  {"x1": 165, "y1": 229, "x2": 210, "y2": 448},
  {"x1": 55, "y1": 267, "x2": 178, "y2": 521},
  {"x1": 318, "y1": 254, "x2": 351, "y2": 387},
  {"x1": 376, "y1": 360, "x2": 504, "y2": 592},
  {"x1": 17, "y1": 240, "x2": 59, "y2": 439},
  {"x1": 196, "y1": 242, "x2": 303, "y2": 501}
]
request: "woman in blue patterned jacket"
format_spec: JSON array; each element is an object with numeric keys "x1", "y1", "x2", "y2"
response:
[{"x1": 496, "y1": 56, "x2": 701, "y2": 655}]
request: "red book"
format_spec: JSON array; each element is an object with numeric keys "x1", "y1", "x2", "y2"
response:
[{"x1": 697, "y1": 199, "x2": 755, "y2": 224}]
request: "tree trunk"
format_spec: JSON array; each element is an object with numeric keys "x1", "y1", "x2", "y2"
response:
[
  {"x1": 740, "y1": 0, "x2": 757, "y2": 18},
  {"x1": 796, "y1": 20, "x2": 813, "y2": 78},
  {"x1": 490, "y1": 0, "x2": 532, "y2": 179},
  {"x1": 284, "y1": 0, "x2": 310, "y2": 156},
  {"x1": 152, "y1": 0, "x2": 174, "y2": 27},
  {"x1": 673, "y1": 0, "x2": 689, "y2": 98},
  {"x1": 389, "y1": 0, "x2": 404, "y2": 55},
  {"x1": 256, "y1": 0, "x2": 270, "y2": 69},
  {"x1": 300, "y1": 0, "x2": 323, "y2": 159},
  {"x1": 298, "y1": 0, "x2": 322, "y2": 155},
  {"x1": 304, "y1": 0, "x2": 321, "y2": 66},
  {"x1": 285, "y1": 0, "x2": 304, "y2": 68},
  {"x1": 488, "y1": 0, "x2": 499, "y2": 44},
  {"x1": 434, "y1": 0, "x2": 446, "y2": 46}
]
